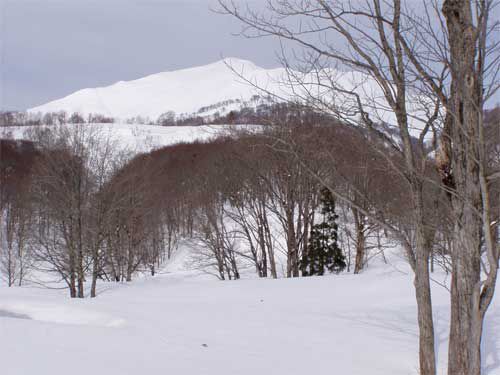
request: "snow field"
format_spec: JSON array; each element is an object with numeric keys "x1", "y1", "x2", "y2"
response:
[{"x1": 1, "y1": 247, "x2": 499, "y2": 375}]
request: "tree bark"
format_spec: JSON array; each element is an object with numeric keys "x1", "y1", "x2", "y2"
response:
[
  {"x1": 413, "y1": 221, "x2": 437, "y2": 375},
  {"x1": 90, "y1": 245, "x2": 99, "y2": 298},
  {"x1": 353, "y1": 207, "x2": 366, "y2": 274},
  {"x1": 442, "y1": 1, "x2": 488, "y2": 373},
  {"x1": 261, "y1": 201, "x2": 277, "y2": 278},
  {"x1": 285, "y1": 207, "x2": 299, "y2": 277}
]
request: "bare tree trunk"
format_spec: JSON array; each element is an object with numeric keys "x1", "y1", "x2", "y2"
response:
[
  {"x1": 441, "y1": 1, "x2": 495, "y2": 373},
  {"x1": 445, "y1": 102, "x2": 483, "y2": 374},
  {"x1": 257, "y1": 223, "x2": 268, "y2": 277},
  {"x1": 413, "y1": 222, "x2": 437, "y2": 375},
  {"x1": 69, "y1": 255, "x2": 77, "y2": 298},
  {"x1": 167, "y1": 228, "x2": 174, "y2": 259},
  {"x1": 90, "y1": 244, "x2": 99, "y2": 298},
  {"x1": 448, "y1": 236, "x2": 482, "y2": 375},
  {"x1": 7, "y1": 243, "x2": 14, "y2": 287},
  {"x1": 126, "y1": 243, "x2": 134, "y2": 282},
  {"x1": 76, "y1": 247, "x2": 85, "y2": 298},
  {"x1": 17, "y1": 237, "x2": 25, "y2": 286},
  {"x1": 261, "y1": 201, "x2": 277, "y2": 278},
  {"x1": 353, "y1": 207, "x2": 366, "y2": 274},
  {"x1": 285, "y1": 207, "x2": 299, "y2": 277}
]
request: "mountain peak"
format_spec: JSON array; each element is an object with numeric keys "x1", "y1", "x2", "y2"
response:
[
  {"x1": 29, "y1": 59, "x2": 284, "y2": 120},
  {"x1": 215, "y1": 57, "x2": 259, "y2": 70}
]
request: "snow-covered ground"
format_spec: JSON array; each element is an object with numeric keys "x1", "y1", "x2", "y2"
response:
[
  {"x1": 1, "y1": 120, "x2": 497, "y2": 375},
  {"x1": 1, "y1": 248, "x2": 499, "y2": 375},
  {"x1": 1, "y1": 123, "x2": 256, "y2": 153}
]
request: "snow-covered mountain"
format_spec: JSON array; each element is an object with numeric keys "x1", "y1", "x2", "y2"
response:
[
  {"x1": 29, "y1": 58, "x2": 430, "y2": 138},
  {"x1": 29, "y1": 58, "x2": 288, "y2": 121}
]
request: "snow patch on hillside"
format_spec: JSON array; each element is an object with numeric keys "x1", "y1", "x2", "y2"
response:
[{"x1": 1, "y1": 123, "x2": 256, "y2": 154}]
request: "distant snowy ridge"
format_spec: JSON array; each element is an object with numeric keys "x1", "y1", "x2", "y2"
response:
[
  {"x1": 29, "y1": 58, "x2": 286, "y2": 121},
  {"x1": 29, "y1": 58, "x2": 431, "y2": 137}
]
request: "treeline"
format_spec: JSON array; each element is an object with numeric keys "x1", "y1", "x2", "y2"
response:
[
  {"x1": 0, "y1": 126, "x2": 138, "y2": 297},
  {"x1": 0, "y1": 111, "x2": 115, "y2": 127},
  {"x1": 0, "y1": 119, "x2": 409, "y2": 294},
  {"x1": 2, "y1": 107, "x2": 499, "y2": 297},
  {"x1": 1, "y1": 101, "x2": 312, "y2": 128},
  {"x1": 118, "y1": 123, "x2": 407, "y2": 280},
  {"x1": 0, "y1": 114, "x2": 398, "y2": 294}
]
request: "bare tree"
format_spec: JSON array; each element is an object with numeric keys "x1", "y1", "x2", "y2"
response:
[
  {"x1": 218, "y1": 1, "x2": 500, "y2": 374},
  {"x1": 0, "y1": 140, "x2": 37, "y2": 286},
  {"x1": 28, "y1": 125, "x2": 126, "y2": 298},
  {"x1": 438, "y1": 1, "x2": 500, "y2": 374},
  {"x1": 215, "y1": 1, "x2": 453, "y2": 373}
]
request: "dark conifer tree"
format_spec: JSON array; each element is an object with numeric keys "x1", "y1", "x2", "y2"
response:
[{"x1": 301, "y1": 188, "x2": 346, "y2": 276}]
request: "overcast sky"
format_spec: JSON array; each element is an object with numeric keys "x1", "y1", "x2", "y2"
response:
[
  {"x1": 1, "y1": 0, "x2": 499, "y2": 111},
  {"x1": 1, "y1": 0, "x2": 280, "y2": 110}
]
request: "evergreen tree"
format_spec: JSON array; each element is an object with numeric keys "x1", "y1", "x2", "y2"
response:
[{"x1": 301, "y1": 188, "x2": 346, "y2": 276}]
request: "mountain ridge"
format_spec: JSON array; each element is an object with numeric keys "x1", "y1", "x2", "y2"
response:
[
  {"x1": 29, "y1": 58, "x2": 286, "y2": 121},
  {"x1": 28, "y1": 58, "x2": 428, "y2": 138}
]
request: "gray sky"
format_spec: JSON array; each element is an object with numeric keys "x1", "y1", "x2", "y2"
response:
[
  {"x1": 1, "y1": 0, "x2": 280, "y2": 110},
  {"x1": 1, "y1": 0, "x2": 499, "y2": 111}
]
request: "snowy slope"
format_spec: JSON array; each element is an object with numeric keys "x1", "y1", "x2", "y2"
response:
[
  {"x1": 29, "y1": 58, "x2": 287, "y2": 120},
  {"x1": 28, "y1": 59, "x2": 430, "y2": 137},
  {"x1": 1, "y1": 123, "x2": 257, "y2": 154},
  {"x1": 0, "y1": 249, "x2": 499, "y2": 375}
]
